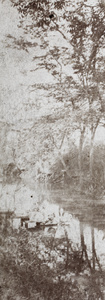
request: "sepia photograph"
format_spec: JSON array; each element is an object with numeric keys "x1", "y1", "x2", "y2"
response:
[{"x1": 0, "y1": 0, "x2": 105, "y2": 299}]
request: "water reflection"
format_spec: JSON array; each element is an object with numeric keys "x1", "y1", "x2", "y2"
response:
[
  {"x1": 0, "y1": 182, "x2": 49, "y2": 213},
  {"x1": 1, "y1": 182, "x2": 105, "y2": 297}
]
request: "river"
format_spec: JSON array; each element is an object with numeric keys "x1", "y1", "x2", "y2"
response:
[{"x1": 1, "y1": 181, "x2": 105, "y2": 271}]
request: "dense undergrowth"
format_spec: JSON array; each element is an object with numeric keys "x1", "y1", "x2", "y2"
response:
[
  {"x1": 0, "y1": 230, "x2": 83, "y2": 300},
  {"x1": 2, "y1": 144, "x2": 105, "y2": 199},
  {"x1": 49, "y1": 144, "x2": 105, "y2": 198},
  {"x1": 0, "y1": 213, "x2": 105, "y2": 300}
]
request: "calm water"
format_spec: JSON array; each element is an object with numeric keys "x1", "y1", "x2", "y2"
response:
[
  {"x1": 1, "y1": 181, "x2": 105, "y2": 229},
  {"x1": 1, "y1": 181, "x2": 105, "y2": 298}
]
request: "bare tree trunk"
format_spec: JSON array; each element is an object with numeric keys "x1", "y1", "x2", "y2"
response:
[
  {"x1": 78, "y1": 125, "x2": 85, "y2": 192},
  {"x1": 80, "y1": 222, "x2": 92, "y2": 269},
  {"x1": 90, "y1": 130, "x2": 94, "y2": 182},
  {"x1": 78, "y1": 137, "x2": 83, "y2": 191},
  {"x1": 103, "y1": 165, "x2": 105, "y2": 188},
  {"x1": 89, "y1": 120, "x2": 99, "y2": 191},
  {"x1": 51, "y1": 132, "x2": 71, "y2": 179},
  {"x1": 59, "y1": 153, "x2": 71, "y2": 178},
  {"x1": 91, "y1": 227, "x2": 95, "y2": 272}
]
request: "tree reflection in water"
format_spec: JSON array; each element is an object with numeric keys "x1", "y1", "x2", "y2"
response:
[
  {"x1": 1, "y1": 204, "x2": 105, "y2": 299},
  {"x1": 80, "y1": 223, "x2": 105, "y2": 299}
]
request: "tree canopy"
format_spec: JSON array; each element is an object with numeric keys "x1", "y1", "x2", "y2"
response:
[{"x1": 1, "y1": 0, "x2": 105, "y2": 192}]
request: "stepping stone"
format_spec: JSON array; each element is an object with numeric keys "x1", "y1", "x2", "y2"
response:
[
  {"x1": 25, "y1": 221, "x2": 36, "y2": 229},
  {"x1": 21, "y1": 216, "x2": 29, "y2": 226},
  {"x1": 13, "y1": 218, "x2": 21, "y2": 229}
]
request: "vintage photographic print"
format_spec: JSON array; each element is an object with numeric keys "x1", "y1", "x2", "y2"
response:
[{"x1": 0, "y1": 0, "x2": 105, "y2": 299}]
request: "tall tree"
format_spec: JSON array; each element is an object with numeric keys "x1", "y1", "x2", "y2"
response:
[{"x1": 9, "y1": 0, "x2": 105, "y2": 189}]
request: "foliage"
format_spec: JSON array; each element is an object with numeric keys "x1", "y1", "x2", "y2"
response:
[
  {"x1": 1, "y1": 229, "x2": 84, "y2": 300},
  {"x1": 1, "y1": 211, "x2": 105, "y2": 299},
  {"x1": 1, "y1": 0, "x2": 105, "y2": 192},
  {"x1": 9, "y1": 0, "x2": 105, "y2": 137},
  {"x1": 49, "y1": 143, "x2": 105, "y2": 196}
]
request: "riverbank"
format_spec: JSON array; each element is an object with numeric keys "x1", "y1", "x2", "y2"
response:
[
  {"x1": 1, "y1": 211, "x2": 105, "y2": 300},
  {"x1": 0, "y1": 227, "x2": 84, "y2": 300}
]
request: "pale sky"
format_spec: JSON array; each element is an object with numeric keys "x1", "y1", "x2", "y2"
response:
[{"x1": 0, "y1": 0, "x2": 105, "y2": 143}]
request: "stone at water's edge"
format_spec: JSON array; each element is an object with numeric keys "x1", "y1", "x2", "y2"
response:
[
  {"x1": 25, "y1": 221, "x2": 36, "y2": 229},
  {"x1": 25, "y1": 220, "x2": 58, "y2": 230},
  {"x1": 21, "y1": 216, "x2": 29, "y2": 226},
  {"x1": 13, "y1": 218, "x2": 21, "y2": 229}
]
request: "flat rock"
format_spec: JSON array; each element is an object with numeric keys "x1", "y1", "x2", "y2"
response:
[
  {"x1": 13, "y1": 218, "x2": 21, "y2": 229},
  {"x1": 25, "y1": 221, "x2": 36, "y2": 229}
]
